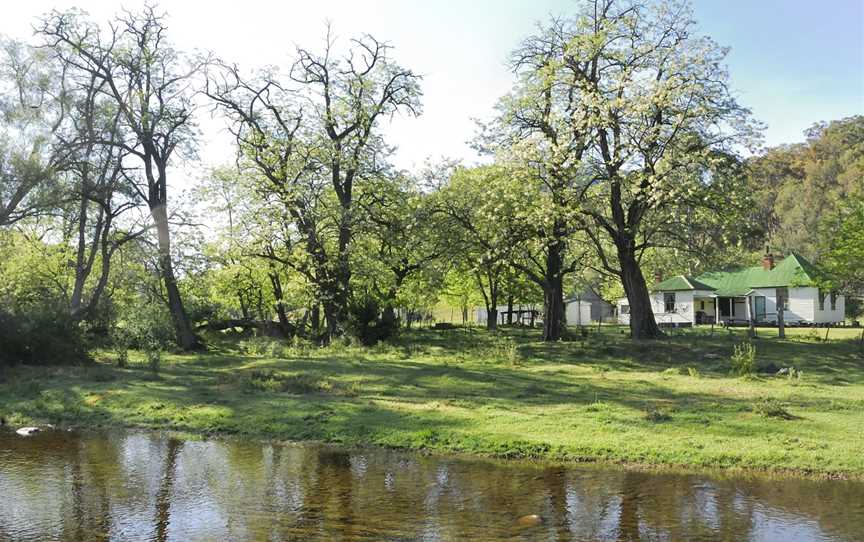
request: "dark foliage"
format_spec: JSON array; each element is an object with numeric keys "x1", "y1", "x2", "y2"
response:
[
  {"x1": 0, "y1": 306, "x2": 91, "y2": 366},
  {"x1": 347, "y1": 295, "x2": 397, "y2": 346}
]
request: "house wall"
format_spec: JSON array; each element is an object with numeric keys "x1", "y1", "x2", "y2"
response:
[
  {"x1": 573, "y1": 288, "x2": 616, "y2": 322},
  {"x1": 750, "y1": 288, "x2": 779, "y2": 321},
  {"x1": 748, "y1": 287, "x2": 844, "y2": 324},
  {"x1": 650, "y1": 291, "x2": 694, "y2": 325},
  {"x1": 813, "y1": 289, "x2": 846, "y2": 324}
]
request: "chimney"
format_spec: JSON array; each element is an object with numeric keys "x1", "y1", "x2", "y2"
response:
[
  {"x1": 654, "y1": 271, "x2": 663, "y2": 284},
  {"x1": 762, "y1": 245, "x2": 775, "y2": 271}
]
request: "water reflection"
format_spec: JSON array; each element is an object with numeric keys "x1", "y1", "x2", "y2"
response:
[{"x1": 0, "y1": 430, "x2": 862, "y2": 541}]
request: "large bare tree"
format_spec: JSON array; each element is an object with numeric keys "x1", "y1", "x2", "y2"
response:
[
  {"x1": 206, "y1": 27, "x2": 421, "y2": 341},
  {"x1": 39, "y1": 7, "x2": 204, "y2": 349}
]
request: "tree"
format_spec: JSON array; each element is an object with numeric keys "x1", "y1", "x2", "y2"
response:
[
  {"x1": 748, "y1": 116, "x2": 864, "y2": 260},
  {"x1": 484, "y1": 28, "x2": 591, "y2": 340},
  {"x1": 510, "y1": 0, "x2": 758, "y2": 339},
  {"x1": 438, "y1": 166, "x2": 531, "y2": 330},
  {"x1": 821, "y1": 196, "x2": 864, "y2": 319},
  {"x1": 39, "y1": 7, "x2": 205, "y2": 349},
  {"x1": 359, "y1": 175, "x2": 443, "y2": 327},
  {"x1": 0, "y1": 38, "x2": 71, "y2": 227},
  {"x1": 206, "y1": 26, "x2": 422, "y2": 341}
]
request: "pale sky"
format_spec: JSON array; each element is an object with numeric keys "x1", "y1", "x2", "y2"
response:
[{"x1": 2, "y1": 0, "x2": 862, "y2": 175}]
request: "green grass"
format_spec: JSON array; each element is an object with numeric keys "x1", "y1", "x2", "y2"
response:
[{"x1": 1, "y1": 325, "x2": 863, "y2": 478}]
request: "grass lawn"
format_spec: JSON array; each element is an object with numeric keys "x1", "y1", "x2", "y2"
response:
[{"x1": 1, "y1": 325, "x2": 863, "y2": 478}]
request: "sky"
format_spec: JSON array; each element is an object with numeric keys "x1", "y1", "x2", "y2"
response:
[{"x1": 1, "y1": 0, "x2": 862, "y2": 174}]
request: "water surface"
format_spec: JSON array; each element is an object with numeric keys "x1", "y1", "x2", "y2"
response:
[{"x1": 0, "y1": 430, "x2": 862, "y2": 541}]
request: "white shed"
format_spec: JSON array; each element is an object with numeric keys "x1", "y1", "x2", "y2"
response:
[{"x1": 565, "y1": 299, "x2": 592, "y2": 327}]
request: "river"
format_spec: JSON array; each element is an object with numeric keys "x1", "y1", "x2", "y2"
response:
[{"x1": 0, "y1": 430, "x2": 862, "y2": 541}]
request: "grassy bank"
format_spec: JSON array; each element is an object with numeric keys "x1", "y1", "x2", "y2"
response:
[{"x1": 2, "y1": 325, "x2": 863, "y2": 478}]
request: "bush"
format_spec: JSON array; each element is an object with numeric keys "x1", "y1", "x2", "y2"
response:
[
  {"x1": 347, "y1": 295, "x2": 396, "y2": 346},
  {"x1": 116, "y1": 349, "x2": 129, "y2": 368},
  {"x1": 112, "y1": 302, "x2": 175, "y2": 351},
  {"x1": 753, "y1": 397, "x2": 795, "y2": 419},
  {"x1": 239, "y1": 336, "x2": 290, "y2": 358},
  {"x1": 644, "y1": 403, "x2": 672, "y2": 422},
  {"x1": 0, "y1": 306, "x2": 91, "y2": 366},
  {"x1": 730, "y1": 342, "x2": 756, "y2": 377},
  {"x1": 144, "y1": 346, "x2": 162, "y2": 372},
  {"x1": 489, "y1": 334, "x2": 521, "y2": 365}
]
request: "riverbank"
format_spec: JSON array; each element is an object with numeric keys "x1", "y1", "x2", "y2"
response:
[{"x1": 2, "y1": 326, "x2": 863, "y2": 478}]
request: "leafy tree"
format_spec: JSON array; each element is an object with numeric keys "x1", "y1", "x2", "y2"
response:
[
  {"x1": 0, "y1": 38, "x2": 71, "y2": 226},
  {"x1": 506, "y1": 0, "x2": 759, "y2": 338},
  {"x1": 438, "y1": 166, "x2": 532, "y2": 330},
  {"x1": 820, "y1": 196, "x2": 864, "y2": 318},
  {"x1": 748, "y1": 116, "x2": 864, "y2": 260},
  {"x1": 359, "y1": 175, "x2": 444, "y2": 327}
]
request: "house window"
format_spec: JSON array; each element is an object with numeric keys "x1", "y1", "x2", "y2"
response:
[
  {"x1": 699, "y1": 300, "x2": 705, "y2": 310},
  {"x1": 664, "y1": 293, "x2": 676, "y2": 313},
  {"x1": 776, "y1": 287, "x2": 789, "y2": 312},
  {"x1": 621, "y1": 304, "x2": 630, "y2": 315},
  {"x1": 818, "y1": 289, "x2": 825, "y2": 311},
  {"x1": 831, "y1": 292, "x2": 837, "y2": 311}
]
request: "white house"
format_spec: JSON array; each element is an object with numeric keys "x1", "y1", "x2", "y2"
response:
[{"x1": 617, "y1": 251, "x2": 845, "y2": 327}]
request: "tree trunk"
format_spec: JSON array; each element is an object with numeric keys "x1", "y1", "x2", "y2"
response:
[
  {"x1": 617, "y1": 241, "x2": 662, "y2": 340},
  {"x1": 69, "y1": 196, "x2": 90, "y2": 317},
  {"x1": 311, "y1": 304, "x2": 321, "y2": 335},
  {"x1": 268, "y1": 270, "x2": 291, "y2": 337},
  {"x1": 151, "y1": 205, "x2": 200, "y2": 350},
  {"x1": 487, "y1": 307, "x2": 498, "y2": 331},
  {"x1": 506, "y1": 294, "x2": 514, "y2": 325},
  {"x1": 542, "y1": 242, "x2": 566, "y2": 341},
  {"x1": 542, "y1": 276, "x2": 565, "y2": 341},
  {"x1": 322, "y1": 300, "x2": 341, "y2": 343},
  {"x1": 777, "y1": 291, "x2": 786, "y2": 339}
]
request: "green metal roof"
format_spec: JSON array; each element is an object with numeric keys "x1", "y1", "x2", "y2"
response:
[
  {"x1": 689, "y1": 252, "x2": 822, "y2": 297},
  {"x1": 652, "y1": 275, "x2": 717, "y2": 292}
]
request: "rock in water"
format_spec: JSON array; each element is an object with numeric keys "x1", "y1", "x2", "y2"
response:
[
  {"x1": 16, "y1": 427, "x2": 41, "y2": 437},
  {"x1": 515, "y1": 514, "x2": 542, "y2": 527}
]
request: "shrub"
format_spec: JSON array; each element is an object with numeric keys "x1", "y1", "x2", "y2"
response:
[
  {"x1": 661, "y1": 367, "x2": 680, "y2": 378},
  {"x1": 644, "y1": 403, "x2": 672, "y2": 422},
  {"x1": 687, "y1": 367, "x2": 701, "y2": 378},
  {"x1": 753, "y1": 397, "x2": 795, "y2": 419},
  {"x1": 489, "y1": 334, "x2": 521, "y2": 365},
  {"x1": 144, "y1": 346, "x2": 162, "y2": 373},
  {"x1": 347, "y1": 295, "x2": 397, "y2": 346},
  {"x1": 0, "y1": 305, "x2": 90, "y2": 366},
  {"x1": 112, "y1": 303, "x2": 175, "y2": 351},
  {"x1": 730, "y1": 342, "x2": 756, "y2": 376},
  {"x1": 116, "y1": 349, "x2": 129, "y2": 368},
  {"x1": 239, "y1": 336, "x2": 287, "y2": 357}
]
